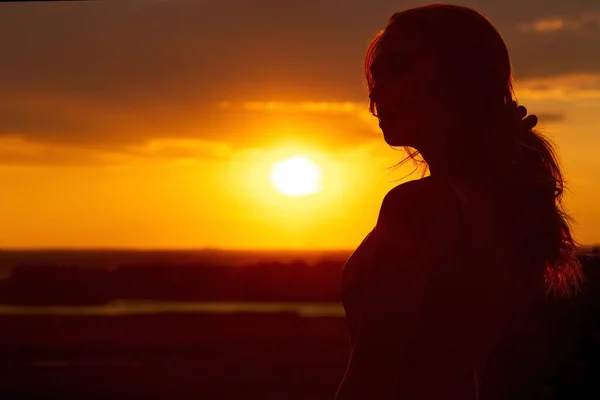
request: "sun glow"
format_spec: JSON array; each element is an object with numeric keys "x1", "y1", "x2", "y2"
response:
[{"x1": 269, "y1": 155, "x2": 323, "y2": 196}]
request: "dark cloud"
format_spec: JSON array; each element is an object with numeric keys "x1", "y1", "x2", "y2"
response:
[
  {"x1": 0, "y1": 97, "x2": 378, "y2": 148},
  {"x1": 0, "y1": 141, "x2": 115, "y2": 166},
  {"x1": 0, "y1": 0, "x2": 596, "y2": 159},
  {"x1": 537, "y1": 112, "x2": 566, "y2": 122},
  {"x1": 0, "y1": 99, "x2": 380, "y2": 164}
]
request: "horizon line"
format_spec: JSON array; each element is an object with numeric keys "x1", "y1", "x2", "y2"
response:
[
  {"x1": 0, "y1": 247, "x2": 356, "y2": 253},
  {"x1": 1, "y1": 244, "x2": 599, "y2": 253}
]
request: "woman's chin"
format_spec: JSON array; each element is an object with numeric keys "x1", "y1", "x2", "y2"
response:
[
  {"x1": 383, "y1": 137, "x2": 401, "y2": 147},
  {"x1": 382, "y1": 130, "x2": 405, "y2": 147},
  {"x1": 384, "y1": 138, "x2": 403, "y2": 147},
  {"x1": 381, "y1": 122, "x2": 413, "y2": 147}
]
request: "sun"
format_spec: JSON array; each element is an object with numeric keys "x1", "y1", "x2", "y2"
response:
[{"x1": 269, "y1": 155, "x2": 323, "y2": 196}]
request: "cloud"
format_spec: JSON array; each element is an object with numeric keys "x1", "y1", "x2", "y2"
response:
[
  {"x1": 515, "y1": 72, "x2": 600, "y2": 99},
  {"x1": 225, "y1": 101, "x2": 366, "y2": 114},
  {"x1": 529, "y1": 19, "x2": 566, "y2": 33},
  {"x1": 124, "y1": 138, "x2": 232, "y2": 161},
  {"x1": 521, "y1": 10, "x2": 600, "y2": 32},
  {"x1": 0, "y1": 135, "x2": 233, "y2": 167},
  {"x1": 535, "y1": 113, "x2": 566, "y2": 123},
  {"x1": 0, "y1": 95, "x2": 379, "y2": 148},
  {"x1": 0, "y1": 99, "x2": 380, "y2": 165},
  {"x1": 0, "y1": 136, "x2": 126, "y2": 166}
]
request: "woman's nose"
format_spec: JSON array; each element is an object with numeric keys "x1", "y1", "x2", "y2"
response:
[
  {"x1": 369, "y1": 83, "x2": 385, "y2": 105},
  {"x1": 369, "y1": 87, "x2": 378, "y2": 103}
]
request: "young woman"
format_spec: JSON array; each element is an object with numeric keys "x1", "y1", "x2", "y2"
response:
[{"x1": 335, "y1": 4, "x2": 584, "y2": 399}]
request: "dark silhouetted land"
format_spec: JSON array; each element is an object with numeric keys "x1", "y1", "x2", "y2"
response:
[{"x1": 0, "y1": 249, "x2": 599, "y2": 399}]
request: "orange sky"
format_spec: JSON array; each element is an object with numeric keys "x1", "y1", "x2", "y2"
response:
[{"x1": 1, "y1": 1, "x2": 599, "y2": 250}]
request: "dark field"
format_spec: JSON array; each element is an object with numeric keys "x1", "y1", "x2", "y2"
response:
[
  {"x1": 1, "y1": 312, "x2": 349, "y2": 400},
  {"x1": 0, "y1": 250, "x2": 352, "y2": 400},
  {"x1": 1, "y1": 249, "x2": 600, "y2": 399}
]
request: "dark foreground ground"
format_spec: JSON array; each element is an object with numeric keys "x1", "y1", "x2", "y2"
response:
[
  {"x1": 1, "y1": 251, "x2": 599, "y2": 400},
  {"x1": 0, "y1": 312, "x2": 349, "y2": 400}
]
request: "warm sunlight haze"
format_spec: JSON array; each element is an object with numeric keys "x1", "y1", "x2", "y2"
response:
[
  {"x1": 0, "y1": 1, "x2": 599, "y2": 250},
  {"x1": 269, "y1": 156, "x2": 323, "y2": 197},
  {"x1": 1, "y1": 3, "x2": 599, "y2": 400}
]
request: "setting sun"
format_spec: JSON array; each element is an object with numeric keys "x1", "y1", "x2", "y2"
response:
[{"x1": 269, "y1": 155, "x2": 323, "y2": 197}]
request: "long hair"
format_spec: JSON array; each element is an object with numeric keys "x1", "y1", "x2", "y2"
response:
[{"x1": 364, "y1": 4, "x2": 583, "y2": 298}]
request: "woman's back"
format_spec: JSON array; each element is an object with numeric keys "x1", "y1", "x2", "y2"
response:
[
  {"x1": 424, "y1": 177, "x2": 582, "y2": 399},
  {"x1": 408, "y1": 177, "x2": 543, "y2": 398}
]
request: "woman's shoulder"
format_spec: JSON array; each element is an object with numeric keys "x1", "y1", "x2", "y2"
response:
[
  {"x1": 378, "y1": 176, "x2": 461, "y2": 229},
  {"x1": 375, "y1": 177, "x2": 462, "y2": 258}
]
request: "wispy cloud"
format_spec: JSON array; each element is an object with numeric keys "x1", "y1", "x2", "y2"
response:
[
  {"x1": 515, "y1": 72, "x2": 600, "y2": 99},
  {"x1": 219, "y1": 101, "x2": 365, "y2": 114},
  {"x1": 535, "y1": 113, "x2": 566, "y2": 123},
  {"x1": 218, "y1": 100, "x2": 373, "y2": 123},
  {"x1": 125, "y1": 139, "x2": 232, "y2": 161},
  {"x1": 0, "y1": 98, "x2": 381, "y2": 166},
  {"x1": 0, "y1": 136, "x2": 131, "y2": 166},
  {"x1": 521, "y1": 10, "x2": 600, "y2": 32}
]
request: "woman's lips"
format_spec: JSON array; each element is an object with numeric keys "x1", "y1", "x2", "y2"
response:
[
  {"x1": 378, "y1": 113, "x2": 394, "y2": 124},
  {"x1": 377, "y1": 109, "x2": 394, "y2": 120}
]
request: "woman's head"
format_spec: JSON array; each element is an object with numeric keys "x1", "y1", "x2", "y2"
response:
[
  {"x1": 366, "y1": 4, "x2": 584, "y2": 298},
  {"x1": 366, "y1": 4, "x2": 516, "y2": 170}
]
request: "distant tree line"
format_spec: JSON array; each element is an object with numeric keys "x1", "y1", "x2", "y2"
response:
[{"x1": 0, "y1": 259, "x2": 345, "y2": 305}]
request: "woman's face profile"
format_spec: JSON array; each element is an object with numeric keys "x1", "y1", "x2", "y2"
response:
[{"x1": 369, "y1": 29, "x2": 446, "y2": 148}]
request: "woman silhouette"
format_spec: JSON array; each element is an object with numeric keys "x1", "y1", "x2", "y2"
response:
[{"x1": 335, "y1": 4, "x2": 584, "y2": 400}]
